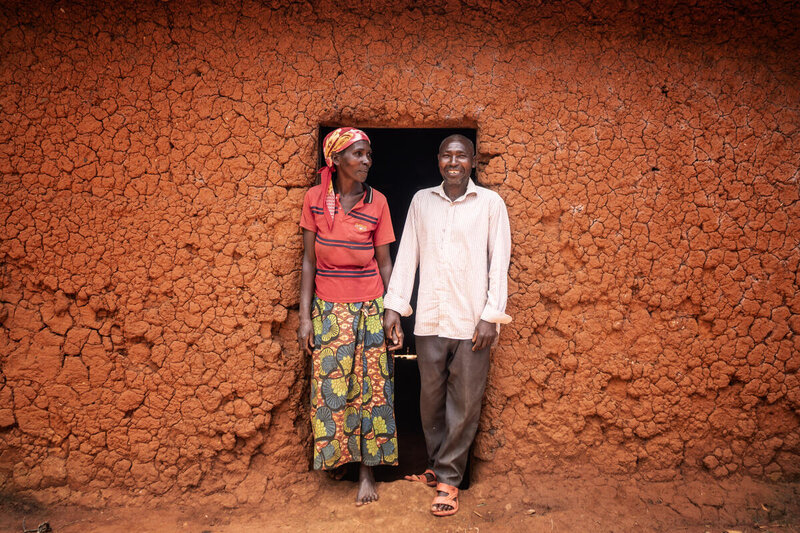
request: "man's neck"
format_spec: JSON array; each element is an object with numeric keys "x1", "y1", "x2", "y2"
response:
[{"x1": 443, "y1": 179, "x2": 469, "y2": 201}]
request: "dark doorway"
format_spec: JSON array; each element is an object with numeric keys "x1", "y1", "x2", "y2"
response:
[
  {"x1": 318, "y1": 127, "x2": 477, "y2": 355},
  {"x1": 318, "y1": 126, "x2": 477, "y2": 483}
]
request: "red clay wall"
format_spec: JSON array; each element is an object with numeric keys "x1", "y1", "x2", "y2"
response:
[{"x1": 1, "y1": 0, "x2": 798, "y2": 505}]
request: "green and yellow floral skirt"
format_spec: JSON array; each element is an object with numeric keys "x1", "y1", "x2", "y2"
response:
[{"x1": 310, "y1": 296, "x2": 398, "y2": 470}]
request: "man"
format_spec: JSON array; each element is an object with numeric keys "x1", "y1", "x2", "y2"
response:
[{"x1": 383, "y1": 134, "x2": 511, "y2": 517}]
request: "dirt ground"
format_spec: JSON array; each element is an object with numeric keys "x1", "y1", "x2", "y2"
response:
[{"x1": 1, "y1": 471, "x2": 798, "y2": 533}]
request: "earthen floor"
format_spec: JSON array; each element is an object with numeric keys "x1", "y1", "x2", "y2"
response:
[{"x1": 2, "y1": 472, "x2": 798, "y2": 532}]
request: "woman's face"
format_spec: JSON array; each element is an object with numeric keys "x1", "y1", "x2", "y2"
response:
[{"x1": 332, "y1": 140, "x2": 372, "y2": 184}]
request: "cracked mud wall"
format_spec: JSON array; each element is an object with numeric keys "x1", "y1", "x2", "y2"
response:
[{"x1": 1, "y1": 0, "x2": 798, "y2": 505}]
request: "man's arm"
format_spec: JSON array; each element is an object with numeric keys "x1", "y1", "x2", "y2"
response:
[
  {"x1": 383, "y1": 197, "x2": 420, "y2": 316},
  {"x1": 383, "y1": 197, "x2": 421, "y2": 350},
  {"x1": 472, "y1": 195, "x2": 512, "y2": 351}
]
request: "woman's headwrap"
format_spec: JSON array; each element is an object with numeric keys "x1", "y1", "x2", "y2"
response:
[{"x1": 317, "y1": 127, "x2": 371, "y2": 229}]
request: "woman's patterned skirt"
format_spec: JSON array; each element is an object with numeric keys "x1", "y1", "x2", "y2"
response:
[{"x1": 310, "y1": 296, "x2": 398, "y2": 469}]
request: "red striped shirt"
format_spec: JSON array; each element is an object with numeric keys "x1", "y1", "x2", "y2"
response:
[{"x1": 300, "y1": 184, "x2": 395, "y2": 303}]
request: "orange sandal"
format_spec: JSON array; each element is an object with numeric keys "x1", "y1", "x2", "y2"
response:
[
  {"x1": 431, "y1": 483, "x2": 458, "y2": 517},
  {"x1": 404, "y1": 469, "x2": 437, "y2": 487}
]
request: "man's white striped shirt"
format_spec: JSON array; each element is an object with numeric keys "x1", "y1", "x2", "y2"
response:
[{"x1": 384, "y1": 179, "x2": 511, "y2": 340}]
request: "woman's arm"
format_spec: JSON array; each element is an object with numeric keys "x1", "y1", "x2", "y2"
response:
[
  {"x1": 297, "y1": 229, "x2": 317, "y2": 355},
  {"x1": 375, "y1": 244, "x2": 403, "y2": 350},
  {"x1": 375, "y1": 243, "x2": 393, "y2": 291}
]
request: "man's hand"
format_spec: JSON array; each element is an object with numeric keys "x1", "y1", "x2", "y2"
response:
[
  {"x1": 384, "y1": 309, "x2": 404, "y2": 351},
  {"x1": 471, "y1": 319, "x2": 496, "y2": 351},
  {"x1": 297, "y1": 318, "x2": 315, "y2": 355}
]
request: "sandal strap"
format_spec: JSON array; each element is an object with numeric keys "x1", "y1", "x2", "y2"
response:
[
  {"x1": 434, "y1": 483, "x2": 458, "y2": 502},
  {"x1": 432, "y1": 494, "x2": 457, "y2": 505},
  {"x1": 431, "y1": 483, "x2": 459, "y2": 516},
  {"x1": 404, "y1": 469, "x2": 437, "y2": 485}
]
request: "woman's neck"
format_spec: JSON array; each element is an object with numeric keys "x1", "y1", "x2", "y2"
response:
[{"x1": 334, "y1": 176, "x2": 364, "y2": 197}]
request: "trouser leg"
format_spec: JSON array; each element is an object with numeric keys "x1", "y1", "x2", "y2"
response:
[
  {"x1": 435, "y1": 339, "x2": 490, "y2": 487},
  {"x1": 415, "y1": 335, "x2": 451, "y2": 470}
]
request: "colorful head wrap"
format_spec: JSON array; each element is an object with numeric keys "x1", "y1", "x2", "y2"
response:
[{"x1": 317, "y1": 127, "x2": 370, "y2": 229}]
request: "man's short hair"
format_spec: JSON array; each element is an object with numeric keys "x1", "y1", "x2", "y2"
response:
[{"x1": 439, "y1": 134, "x2": 475, "y2": 156}]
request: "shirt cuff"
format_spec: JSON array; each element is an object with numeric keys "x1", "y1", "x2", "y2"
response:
[
  {"x1": 480, "y1": 308, "x2": 512, "y2": 324},
  {"x1": 383, "y1": 293, "x2": 413, "y2": 317}
]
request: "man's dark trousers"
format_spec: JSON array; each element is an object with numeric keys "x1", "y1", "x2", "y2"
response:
[{"x1": 415, "y1": 335, "x2": 491, "y2": 487}]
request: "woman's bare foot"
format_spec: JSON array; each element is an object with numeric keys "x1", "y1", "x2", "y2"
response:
[{"x1": 356, "y1": 464, "x2": 378, "y2": 506}]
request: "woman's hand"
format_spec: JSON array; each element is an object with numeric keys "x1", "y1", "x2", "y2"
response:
[
  {"x1": 298, "y1": 318, "x2": 315, "y2": 355},
  {"x1": 384, "y1": 309, "x2": 404, "y2": 351}
]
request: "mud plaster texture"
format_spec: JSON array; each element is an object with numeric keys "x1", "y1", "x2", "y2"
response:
[{"x1": 0, "y1": 0, "x2": 798, "y2": 508}]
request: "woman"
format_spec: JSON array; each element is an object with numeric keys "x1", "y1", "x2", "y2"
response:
[{"x1": 297, "y1": 127, "x2": 399, "y2": 506}]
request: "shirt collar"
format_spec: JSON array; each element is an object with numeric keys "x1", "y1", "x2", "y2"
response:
[{"x1": 431, "y1": 179, "x2": 478, "y2": 203}]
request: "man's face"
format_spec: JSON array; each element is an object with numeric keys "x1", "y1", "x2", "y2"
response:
[{"x1": 438, "y1": 139, "x2": 475, "y2": 186}]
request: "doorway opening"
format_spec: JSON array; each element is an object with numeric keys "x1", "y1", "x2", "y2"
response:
[{"x1": 318, "y1": 126, "x2": 478, "y2": 483}]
